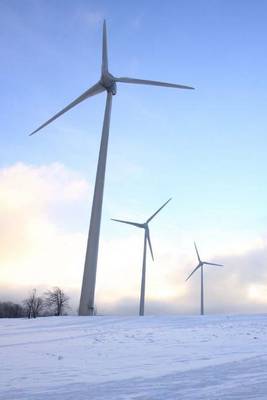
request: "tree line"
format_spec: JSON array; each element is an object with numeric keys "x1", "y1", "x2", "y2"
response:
[{"x1": 0, "y1": 287, "x2": 70, "y2": 318}]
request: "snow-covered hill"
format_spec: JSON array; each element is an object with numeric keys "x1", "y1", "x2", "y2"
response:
[{"x1": 1, "y1": 314, "x2": 267, "y2": 399}]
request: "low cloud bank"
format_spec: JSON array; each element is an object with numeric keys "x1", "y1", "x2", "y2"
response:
[{"x1": 1, "y1": 163, "x2": 267, "y2": 315}]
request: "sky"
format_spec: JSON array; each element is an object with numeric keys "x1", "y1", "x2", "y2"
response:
[{"x1": 1, "y1": 0, "x2": 267, "y2": 314}]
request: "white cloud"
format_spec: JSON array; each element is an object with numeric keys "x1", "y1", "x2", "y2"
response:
[
  {"x1": 0, "y1": 162, "x2": 89, "y2": 290},
  {"x1": 1, "y1": 162, "x2": 267, "y2": 315},
  {"x1": 94, "y1": 229, "x2": 267, "y2": 315}
]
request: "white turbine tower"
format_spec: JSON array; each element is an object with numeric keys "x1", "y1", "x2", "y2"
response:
[
  {"x1": 186, "y1": 242, "x2": 223, "y2": 315},
  {"x1": 29, "y1": 21, "x2": 194, "y2": 316},
  {"x1": 111, "y1": 198, "x2": 171, "y2": 316}
]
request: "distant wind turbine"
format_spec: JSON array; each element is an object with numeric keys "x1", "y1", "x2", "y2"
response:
[
  {"x1": 29, "y1": 20, "x2": 194, "y2": 316},
  {"x1": 186, "y1": 242, "x2": 223, "y2": 315},
  {"x1": 111, "y1": 198, "x2": 171, "y2": 316}
]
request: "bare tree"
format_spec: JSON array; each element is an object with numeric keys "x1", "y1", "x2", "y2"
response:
[
  {"x1": 23, "y1": 289, "x2": 43, "y2": 318},
  {"x1": 44, "y1": 287, "x2": 70, "y2": 316}
]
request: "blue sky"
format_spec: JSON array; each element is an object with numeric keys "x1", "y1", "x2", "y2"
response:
[{"x1": 1, "y1": 1, "x2": 267, "y2": 313}]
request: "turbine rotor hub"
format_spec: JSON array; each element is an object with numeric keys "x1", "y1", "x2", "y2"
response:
[{"x1": 100, "y1": 72, "x2": 117, "y2": 95}]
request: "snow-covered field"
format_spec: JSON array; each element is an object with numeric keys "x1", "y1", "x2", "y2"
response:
[{"x1": 1, "y1": 314, "x2": 267, "y2": 399}]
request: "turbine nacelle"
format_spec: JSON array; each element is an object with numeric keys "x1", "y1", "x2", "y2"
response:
[
  {"x1": 185, "y1": 242, "x2": 223, "y2": 282},
  {"x1": 111, "y1": 198, "x2": 171, "y2": 262},
  {"x1": 100, "y1": 71, "x2": 117, "y2": 95}
]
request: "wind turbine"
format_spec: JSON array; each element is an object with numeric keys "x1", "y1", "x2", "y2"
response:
[
  {"x1": 29, "y1": 21, "x2": 194, "y2": 316},
  {"x1": 111, "y1": 198, "x2": 171, "y2": 316},
  {"x1": 186, "y1": 242, "x2": 223, "y2": 315}
]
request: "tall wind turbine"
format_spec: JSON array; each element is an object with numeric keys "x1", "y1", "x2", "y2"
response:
[
  {"x1": 29, "y1": 21, "x2": 194, "y2": 316},
  {"x1": 186, "y1": 242, "x2": 223, "y2": 315},
  {"x1": 111, "y1": 198, "x2": 171, "y2": 316}
]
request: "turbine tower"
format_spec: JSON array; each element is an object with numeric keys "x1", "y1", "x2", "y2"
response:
[
  {"x1": 111, "y1": 198, "x2": 171, "y2": 316},
  {"x1": 29, "y1": 21, "x2": 194, "y2": 316},
  {"x1": 186, "y1": 242, "x2": 223, "y2": 315}
]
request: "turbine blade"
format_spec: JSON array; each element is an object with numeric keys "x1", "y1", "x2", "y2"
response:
[
  {"x1": 111, "y1": 218, "x2": 144, "y2": 229},
  {"x1": 29, "y1": 82, "x2": 104, "y2": 136},
  {"x1": 102, "y1": 20, "x2": 108, "y2": 74},
  {"x1": 204, "y1": 262, "x2": 223, "y2": 267},
  {"x1": 194, "y1": 242, "x2": 201, "y2": 263},
  {"x1": 146, "y1": 228, "x2": 154, "y2": 261},
  {"x1": 185, "y1": 264, "x2": 201, "y2": 281},
  {"x1": 116, "y1": 77, "x2": 194, "y2": 90},
  {"x1": 146, "y1": 198, "x2": 171, "y2": 223}
]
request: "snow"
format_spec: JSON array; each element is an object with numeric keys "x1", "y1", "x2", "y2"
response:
[{"x1": 1, "y1": 314, "x2": 267, "y2": 399}]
